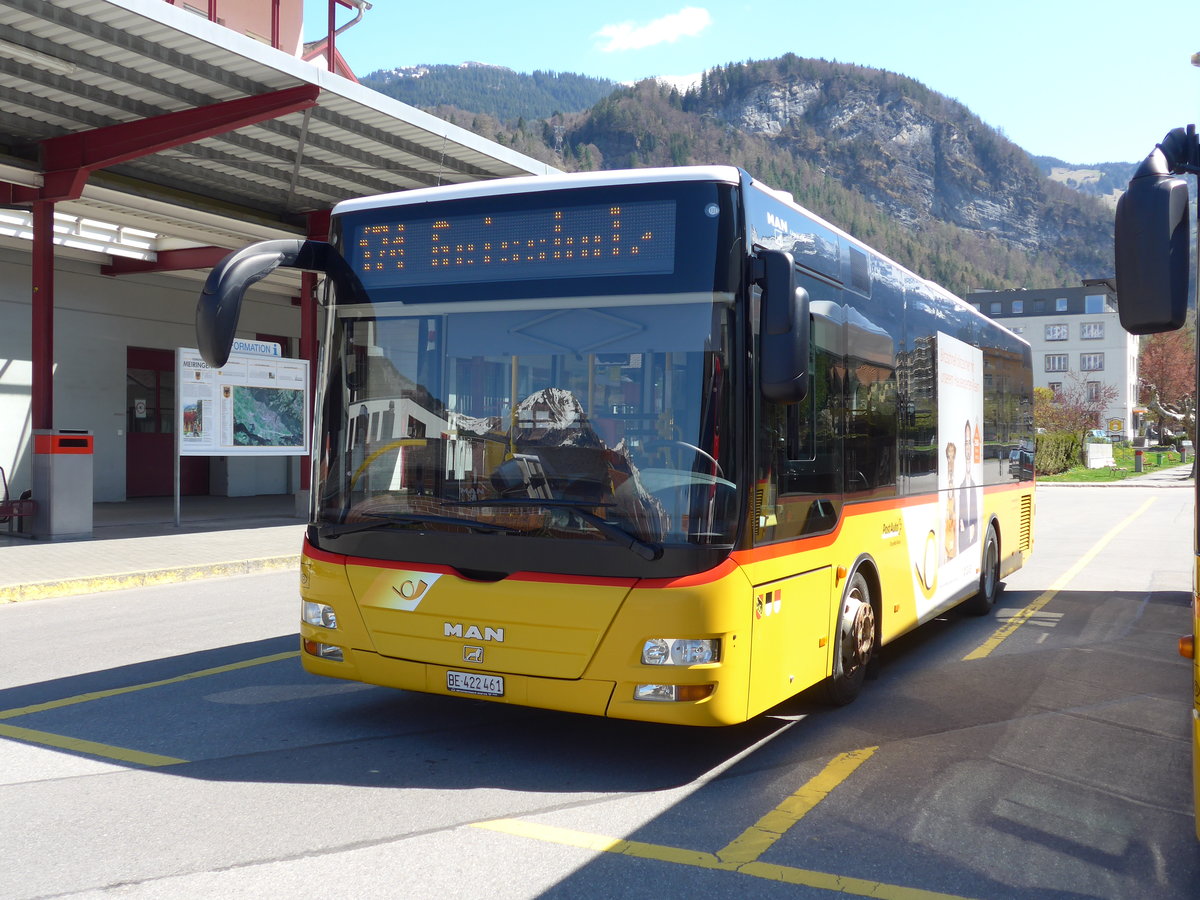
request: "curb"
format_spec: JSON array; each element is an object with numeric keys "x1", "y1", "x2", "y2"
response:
[
  {"x1": 0, "y1": 554, "x2": 299, "y2": 603},
  {"x1": 1036, "y1": 475, "x2": 1194, "y2": 489}
]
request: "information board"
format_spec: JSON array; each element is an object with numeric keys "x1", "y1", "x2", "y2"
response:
[{"x1": 177, "y1": 345, "x2": 310, "y2": 457}]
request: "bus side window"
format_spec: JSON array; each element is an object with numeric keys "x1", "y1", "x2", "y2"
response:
[{"x1": 843, "y1": 269, "x2": 899, "y2": 497}]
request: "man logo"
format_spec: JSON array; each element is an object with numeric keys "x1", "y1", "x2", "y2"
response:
[
  {"x1": 463, "y1": 646, "x2": 484, "y2": 663},
  {"x1": 444, "y1": 622, "x2": 505, "y2": 642}
]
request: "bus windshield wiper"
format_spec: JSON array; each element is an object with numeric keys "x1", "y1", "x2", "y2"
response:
[
  {"x1": 320, "y1": 511, "x2": 522, "y2": 537},
  {"x1": 449, "y1": 499, "x2": 663, "y2": 561}
]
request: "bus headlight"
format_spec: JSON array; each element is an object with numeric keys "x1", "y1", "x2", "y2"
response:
[
  {"x1": 303, "y1": 601, "x2": 338, "y2": 629},
  {"x1": 641, "y1": 638, "x2": 720, "y2": 665}
]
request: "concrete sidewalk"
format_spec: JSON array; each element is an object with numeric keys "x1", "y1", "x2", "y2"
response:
[
  {"x1": 0, "y1": 494, "x2": 306, "y2": 603},
  {"x1": 1, "y1": 466, "x2": 1193, "y2": 603}
]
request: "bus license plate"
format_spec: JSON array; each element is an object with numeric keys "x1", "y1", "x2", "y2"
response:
[{"x1": 446, "y1": 670, "x2": 504, "y2": 697}]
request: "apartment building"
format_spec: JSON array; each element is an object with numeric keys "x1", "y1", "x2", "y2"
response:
[{"x1": 965, "y1": 280, "x2": 1139, "y2": 438}]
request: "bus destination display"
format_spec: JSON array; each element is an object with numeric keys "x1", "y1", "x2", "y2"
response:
[{"x1": 351, "y1": 199, "x2": 676, "y2": 287}]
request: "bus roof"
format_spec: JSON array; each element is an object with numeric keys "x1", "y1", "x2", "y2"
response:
[{"x1": 333, "y1": 166, "x2": 745, "y2": 216}]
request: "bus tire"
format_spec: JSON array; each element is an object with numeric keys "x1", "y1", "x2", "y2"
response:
[
  {"x1": 963, "y1": 523, "x2": 1001, "y2": 616},
  {"x1": 822, "y1": 570, "x2": 876, "y2": 706}
]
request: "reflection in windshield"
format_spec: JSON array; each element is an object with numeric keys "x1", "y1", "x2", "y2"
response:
[{"x1": 316, "y1": 298, "x2": 737, "y2": 549}]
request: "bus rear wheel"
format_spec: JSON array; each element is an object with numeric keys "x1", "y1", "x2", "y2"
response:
[
  {"x1": 823, "y1": 570, "x2": 875, "y2": 706},
  {"x1": 963, "y1": 524, "x2": 1001, "y2": 616}
]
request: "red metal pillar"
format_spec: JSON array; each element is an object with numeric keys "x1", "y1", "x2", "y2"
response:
[
  {"x1": 327, "y1": 0, "x2": 337, "y2": 72},
  {"x1": 39, "y1": 83, "x2": 319, "y2": 202},
  {"x1": 31, "y1": 201, "x2": 54, "y2": 431},
  {"x1": 16, "y1": 84, "x2": 322, "y2": 512},
  {"x1": 100, "y1": 246, "x2": 230, "y2": 276}
]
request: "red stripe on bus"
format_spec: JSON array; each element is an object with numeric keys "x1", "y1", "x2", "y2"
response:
[
  {"x1": 302, "y1": 540, "x2": 346, "y2": 565},
  {"x1": 304, "y1": 483, "x2": 1031, "y2": 584},
  {"x1": 305, "y1": 541, "x2": 634, "y2": 586},
  {"x1": 636, "y1": 557, "x2": 741, "y2": 589},
  {"x1": 983, "y1": 481, "x2": 1034, "y2": 495}
]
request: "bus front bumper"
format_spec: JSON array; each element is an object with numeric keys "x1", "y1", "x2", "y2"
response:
[{"x1": 301, "y1": 644, "x2": 741, "y2": 726}]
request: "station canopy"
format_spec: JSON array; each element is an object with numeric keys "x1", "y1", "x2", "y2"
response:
[{"x1": 0, "y1": 0, "x2": 558, "y2": 293}]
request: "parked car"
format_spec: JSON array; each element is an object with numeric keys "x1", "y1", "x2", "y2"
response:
[{"x1": 1009, "y1": 446, "x2": 1034, "y2": 479}]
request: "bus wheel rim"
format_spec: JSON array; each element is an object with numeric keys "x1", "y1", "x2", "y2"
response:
[{"x1": 842, "y1": 588, "x2": 874, "y2": 671}]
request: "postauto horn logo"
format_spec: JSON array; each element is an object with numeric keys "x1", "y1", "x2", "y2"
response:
[{"x1": 376, "y1": 571, "x2": 442, "y2": 611}]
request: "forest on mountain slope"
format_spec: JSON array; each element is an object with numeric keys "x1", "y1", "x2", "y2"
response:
[{"x1": 362, "y1": 64, "x2": 616, "y2": 124}]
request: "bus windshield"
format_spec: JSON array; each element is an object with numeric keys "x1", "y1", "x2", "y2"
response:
[
  {"x1": 314, "y1": 180, "x2": 740, "y2": 568},
  {"x1": 317, "y1": 297, "x2": 736, "y2": 553}
]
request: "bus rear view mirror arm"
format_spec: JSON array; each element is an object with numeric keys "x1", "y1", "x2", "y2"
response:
[
  {"x1": 196, "y1": 239, "x2": 345, "y2": 368},
  {"x1": 756, "y1": 248, "x2": 811, "y2": 403}
]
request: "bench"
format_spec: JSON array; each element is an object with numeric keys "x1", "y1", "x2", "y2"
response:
[{"x1": 0, "y1": 465, "x2": 36, "y2": 536}]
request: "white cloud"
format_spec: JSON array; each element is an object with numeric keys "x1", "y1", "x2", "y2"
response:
[
  {"x1": 654, "y1": 73, "x2": 704, "y2": 92},
  {"x1": 595, "y1": 7, "x2": 713, "y2": 53}
]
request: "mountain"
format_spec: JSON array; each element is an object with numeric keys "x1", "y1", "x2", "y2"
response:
[
  {"x1": 1033, "y1": 157, "x2": 1135, "y2": 209},
  {"x1": 361, "y1": 63, "x2": 617, "y2": 123},
  {"x1": 362, "y1": 55, "x2": 1119, "y2": 297}
]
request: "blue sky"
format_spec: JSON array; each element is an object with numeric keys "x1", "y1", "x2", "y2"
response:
[{"x1": 305, "y1": 1, "x2": 1200, "y2": 165}]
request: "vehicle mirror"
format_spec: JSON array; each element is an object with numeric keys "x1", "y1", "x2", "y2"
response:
[
  {"x1": 197, "y1": 239, "x2": 307, "y2": 367},
  {"x1": 758, "y1": 249, "x2": 810, "y2": 403},
  {"x1": 1114, "y1": 148, "x2": 1190, "y2": 335}
]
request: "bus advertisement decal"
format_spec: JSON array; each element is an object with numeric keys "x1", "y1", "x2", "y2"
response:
[{"x1": 905, "y1": 333, "x2": 984, "y2": 618}]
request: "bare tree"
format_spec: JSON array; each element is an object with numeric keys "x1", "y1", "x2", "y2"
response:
[
  {"x1": 1035, "y1": 372, "x2": 1120, "y2": 464},
  {"x1": 1139, "y1": 323, "x2": 1195, "y2": 440}
]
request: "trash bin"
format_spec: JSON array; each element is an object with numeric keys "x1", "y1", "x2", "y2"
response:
[{"x1": 31, "y1": 429, "x2": 93, "y2": 540}]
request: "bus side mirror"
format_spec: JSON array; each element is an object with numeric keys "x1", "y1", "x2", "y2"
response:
[
  {"x1": 196, "y1": 239, "x2": 336, "y2": 367},
  {"x1": 758, "y1": 249, "x2": 811, "y2": 403},
  {"x1": 1114, "y1": 148, "x2": 1190, "y2": 335}
]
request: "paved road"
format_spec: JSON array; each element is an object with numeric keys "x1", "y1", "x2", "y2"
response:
[{"x1": 0, "y1": 484, "x2": 1195, "y2": 899}]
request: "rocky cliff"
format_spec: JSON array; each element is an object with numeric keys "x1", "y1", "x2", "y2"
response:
[{"x1": 559, "y1": 57, "x2": 1113, "y2": 292}]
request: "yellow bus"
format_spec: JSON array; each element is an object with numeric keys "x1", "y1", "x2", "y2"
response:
[
  {"x1": 197, "y1": 166, "x2": 1035, "y2": 726},
  {"x1": 1112, "y1": 127, "x2": 1199, "y2": 836}
]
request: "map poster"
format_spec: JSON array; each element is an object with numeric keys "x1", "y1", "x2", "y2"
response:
[{"x1": 177, "y1": 345, "x2": 310, "y2": 457}]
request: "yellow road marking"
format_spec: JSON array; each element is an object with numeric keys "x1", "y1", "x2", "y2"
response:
[
  {"x1": 473, "y1": 817, "x2": 971, "y2": 899},
  {"x1": 0, "y1": 722, "x2": 186, "y2": 767},
  {"x1": 475, "y1": 746, "x2": 971, "y2": 897},
  {"x1": 964, "y1": 497, "x2": 1157, "y2": 660},
  {"x1": 717, "y1": 746, "x2": 878, "y2": 863},
  {"x1": 476, "y1": 818, "x2": 734, "y2": 870},
  {"x1": 0, "y1": 651, "x2": 298, "y2": 767},
  {"x1": 0, "y1": 651, "x2": 299, "y2": 720}
]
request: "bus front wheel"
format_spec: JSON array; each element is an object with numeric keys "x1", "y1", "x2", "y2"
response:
[{"x1": 823, "y1": 570, "x2": 876, "y2": 706}]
